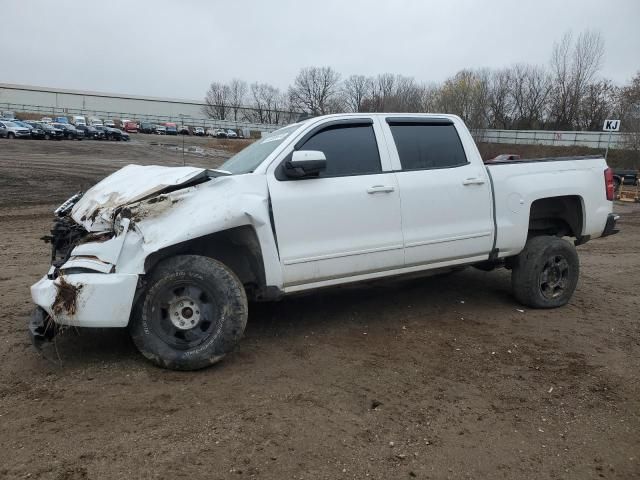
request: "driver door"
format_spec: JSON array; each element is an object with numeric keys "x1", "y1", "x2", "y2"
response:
[{"x1": 267, "y1": 119, "x2": 404, "y2": 288}]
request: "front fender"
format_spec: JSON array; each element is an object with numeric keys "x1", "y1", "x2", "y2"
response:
[{"x1": 103, "y1": 175, "x2": 283, "y2": 288}]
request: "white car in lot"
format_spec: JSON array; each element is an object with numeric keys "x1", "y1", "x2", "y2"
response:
[
  {"x1": 207, "y1": 128, "x2": 227, "y2": 138},
  {"x1": 30, "y1": 113, "x2": 618, "y2": 370}
]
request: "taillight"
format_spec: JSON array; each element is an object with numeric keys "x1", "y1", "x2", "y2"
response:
[{"x1": 604, "y1": 167, "x2": 614, "y2": 201}]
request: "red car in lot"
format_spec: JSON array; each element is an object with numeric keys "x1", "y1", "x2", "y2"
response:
[{"x1": 123, "y1": 121, "x2": 138, "y2": 133}]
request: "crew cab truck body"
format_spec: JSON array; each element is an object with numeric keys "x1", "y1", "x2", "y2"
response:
[{"x1": 29, "y1": 113, "x2": 618, "y2": 370}]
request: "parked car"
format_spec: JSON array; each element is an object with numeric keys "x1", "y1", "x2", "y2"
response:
[
  {"x1": 122, "y1": 121, "x2": 138, "y2": 133},
  {"x1": 37, "y1": 122, "x2": 65, "y2": 140},
  {"x1": 2, "y1": 111, "x2": 16, "y2": 119},
  {"x1": 54, "y1": 116, "x2": 70, "y2": 124},
  {"x1": 179, "y1": 125, "x2": 190, "y2": 135},
  {"x1": 53, "y1": 123, "x2": 84, "y2": 140},
  {"x1": 155, "y1": 125, "x2": 167, "y2": 135},
  {"x1": 104, "y1": 120, "x2": 116, "y2": 128},
  {"x1": 612, "y1": 169, "x2": 638, "y2": 190},
  {"x1": 13, "y1": 120, "x2": 43, "y2": 139},
  {"x1": 89, "y1": 117, "x2": 103, "y2": 126},
  {"x1": 71, "y1": 115, "x2": 87, "y2": 126},
  {"x1": 486, "y1": 154, "x2": 521, "y2": 163},
  {"x1": 165, "y1": 123, "x2": 178, "y2": 135},
  {"x1": 23, "y1": 121, "x2": 46, "y2": 139},
  {"x1": 75, "y1": 124, "x2": 105, "y2": 140},
  {"x1": 193, "y1": 126, "x2": 205, "y2": 136},
  {"x1": 139, "y1": 123, "x2": 155, "y2": 134},
  {"x1": 226, "y1": 129, "x2": 238, "y2": 138},
  {"x1": 0, "y1": 120, "x2": 32, "y2": 139},
  {"x1": 207, "y1": 128, "x2": 227, "y2": 138},
  {"x1": 95, "y1": 125, "x2": 123, "y2": 141},
  {"x1": 28, "y1": 113, "x2": 619, "y2": 370},
  {"x1": 40, "y1": 117, "x2": 53, "y2": 123}
]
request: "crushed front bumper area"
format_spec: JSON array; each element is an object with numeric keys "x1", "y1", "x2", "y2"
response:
[{"x1": 30, "y1": 272, "x2": 139, "y2": 331}]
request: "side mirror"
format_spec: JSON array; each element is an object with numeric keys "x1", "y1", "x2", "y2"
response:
[{"x1": 284, "y1": 150, "x2": 327, "y2": 178}]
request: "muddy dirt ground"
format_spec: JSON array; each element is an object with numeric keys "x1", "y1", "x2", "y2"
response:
[{"x1": 0, "y1": 135, "x2": 638, "y2": 479}]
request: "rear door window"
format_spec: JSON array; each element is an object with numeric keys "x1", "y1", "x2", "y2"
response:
[{"x1": 388, "y1": 121, "x2": 468, "y2": 170}]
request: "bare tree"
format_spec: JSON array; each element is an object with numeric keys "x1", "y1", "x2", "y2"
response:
[
  {"x1": 248, "y1": 82, "x2": 286, "y2": 125},
  {"x1": 436, "y1": 70, "x2": 489, "y2": 129},
  {"x1": 510, "y1": 64, "x2": 552, "y2": 129},
  {"x1": 577, "y1": 80, "x2": 617, "y2": 130},
  {"x1": 418, "y1": 83, "x2": 440, "y2": 112},
  {"x1": 288, "y1": 66, "x2": 341, "y2": 115},
  {"x1": 392, "y1": 75, "x2": 424, "y2": 112},
  {"x1": 342, "y1": 75, "x2": 372, "y2": 112},
  {"x1": 618, "y1": 72, "x2": 640, "y2": 156},
  {"x1": 549, "y1": 30, "x2": 605, "y2": 129},
  {"x1": 368, "y1": 73, "x2": 396, "y2": 111},
  {"x1": 204, "y1": 81, "x2": 231, "y2": 120},
  {"x1": 228, "y1": 79, "x2": 248, "y2": 122},
  {"x1": 487, "y1": 68, "x2": 513, "y2": 128}
]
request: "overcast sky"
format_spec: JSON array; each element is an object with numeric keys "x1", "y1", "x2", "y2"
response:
[{"x1": 2, "y1": 0, "x2": 639, "y2": 100}]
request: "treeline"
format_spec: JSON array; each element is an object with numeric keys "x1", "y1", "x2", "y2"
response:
[{"x1": 204, "y1": 30, "x2": 639, "y2": 140}]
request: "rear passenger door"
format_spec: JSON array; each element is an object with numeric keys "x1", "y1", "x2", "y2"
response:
[
  {"x1": 267, "y1": 119, "x2": 404, "y2": 288},
  {"x1": 382, "y1": 117, "x2": 494, "y2": 266}
]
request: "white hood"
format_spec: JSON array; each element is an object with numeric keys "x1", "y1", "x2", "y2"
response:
[{"x1": 71, "y1": 164, "x2": 210, "y2": 231}]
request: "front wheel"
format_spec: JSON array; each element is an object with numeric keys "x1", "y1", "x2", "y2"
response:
[
  {"x1": 130, "y1": 255, "x2": 248, "y2": 370},
  {"x1": 7, "y1": 132, "x2": 15, "y2": 139},
  {"x1": 511, "y1": 236, "x2": 579, "y2": 308}
]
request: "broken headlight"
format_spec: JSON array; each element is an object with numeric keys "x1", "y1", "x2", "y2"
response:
[{"x1": 54, "y1": 192, "x2": 83, "y2": 217}]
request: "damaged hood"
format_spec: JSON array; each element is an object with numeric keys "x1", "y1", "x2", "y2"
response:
[{"x1": 71, "y1": 164, "x2": 210, "y2": 231}]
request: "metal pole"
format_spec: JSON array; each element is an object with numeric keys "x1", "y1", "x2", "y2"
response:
[
  {"x1": 604, "y1": 130, "x2": 612, "y2": 161},
  {"x1": 180, "y1": 114, "x2": 185, "y2": 166}
]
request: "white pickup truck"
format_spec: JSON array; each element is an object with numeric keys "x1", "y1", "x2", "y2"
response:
[{"x1": 30, "y1": 113, "x2": 619, "y2": 370}]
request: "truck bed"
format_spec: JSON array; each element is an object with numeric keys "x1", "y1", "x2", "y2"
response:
[{"x1": 485, "y1": 155, "x2": 611, "y2": 258}]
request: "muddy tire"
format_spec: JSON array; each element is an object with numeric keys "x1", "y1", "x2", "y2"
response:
[
  {"x1": 130, "y1": 255, "x2": 248, "y2": 370},
  {"x1": 511, "y1": 236, "x2": 579, "y2": 309}
]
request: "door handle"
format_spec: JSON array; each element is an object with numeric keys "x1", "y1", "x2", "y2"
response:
[
  {"x1": 367, "y1": 185, "x2": 395, "y2": 194},
  {"x1": 462, "y1": 178, "x2": 485, "y2": 186}
]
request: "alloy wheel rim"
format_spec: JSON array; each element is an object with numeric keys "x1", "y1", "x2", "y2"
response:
[{"x1": 539, "y1": 255, "x2": 569, "y2": 299}]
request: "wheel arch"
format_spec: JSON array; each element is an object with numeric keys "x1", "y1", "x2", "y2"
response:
[
  {"x1": 528, "y1": 195, "x2": 585, "y2": 238},
  {"x1": 143, "y1": 225, "x2": 268, "y2": 300}
]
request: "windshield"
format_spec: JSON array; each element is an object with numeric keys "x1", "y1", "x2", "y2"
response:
[
  {"x1": 220, "y1": 124, "x2": 300, "y2": 175},
  {"x1": 3, "y1": 121, "x2": 17, "y2": 127}
]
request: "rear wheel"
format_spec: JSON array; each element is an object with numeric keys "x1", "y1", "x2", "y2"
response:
[
  {"x1": 130, "y1": 255, "x2": 248, "y2": 370},
  {"x1": 511, "y1": 236, "x2": 579, "y2": 308}
]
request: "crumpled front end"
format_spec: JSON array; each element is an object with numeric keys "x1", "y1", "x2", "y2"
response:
[
  {"x1": 30, "y1": 202, "x2": 141, "y2": 334},
  {"x1": 29, "y1": 163, "x2": 277, "y2": 346}
]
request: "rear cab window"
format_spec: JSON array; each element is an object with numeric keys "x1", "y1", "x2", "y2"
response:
[{"x1": 386, "y1": 118, "x2": 468, "y2": 171}]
